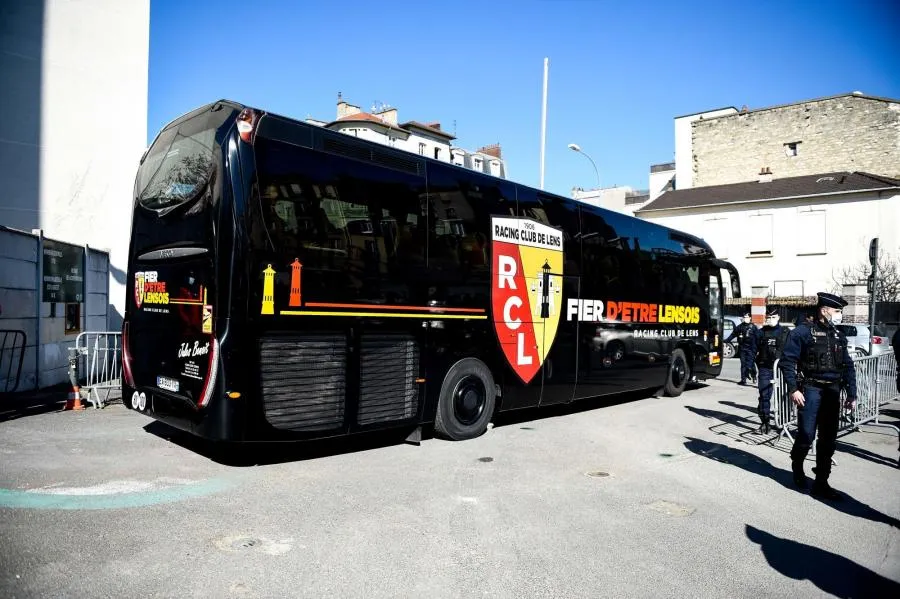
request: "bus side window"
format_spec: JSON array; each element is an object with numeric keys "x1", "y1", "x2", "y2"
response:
[
  {"x1": 255, "y1": 138, "x2": 384, "y2": 301},
  {"x1": 579, "y1": 208, "x2": 635, "y2": 299},
  {"x1": 371, "y1": 181, "x2": 427, "y2": 270}
]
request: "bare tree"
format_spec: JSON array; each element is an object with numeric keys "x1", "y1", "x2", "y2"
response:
[{"x1": 831, "y1": 252, "x2": 900, "y2": 301}]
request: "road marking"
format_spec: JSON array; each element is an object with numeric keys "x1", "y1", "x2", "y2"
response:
[{"x1": 0, "y1": 477, "x2": 231, "y2": 510}]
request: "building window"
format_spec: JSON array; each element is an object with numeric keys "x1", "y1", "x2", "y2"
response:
[
  {"x1": 434, "y1": 147, "x2": 441, "y2": 160},
  {"x1": 747, "y1": 214, "x2": 773, "y2": 256},
  {"x1": 796, "y1": 210, "x2": 826, "y2": 255},
  {"x1": 473, "y1": 158, "x2": 482, "y2": 171},
  {"x1": 784, "y1": 141, "x2": 800, "y2": 157},
  {"x1": 418, "y1": 142, "x2": 426, "y2": 156}
]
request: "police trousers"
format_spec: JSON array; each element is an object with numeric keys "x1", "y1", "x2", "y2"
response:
[
  {"x1": 790, "y1": 384, "x2": 840, "y2": 479},
  {"x1": 739, "y1": 344, "x2": 757, "y2": 382},
  {"x1": 756, "y1": 365, "x2": 774, "y2": 417}
]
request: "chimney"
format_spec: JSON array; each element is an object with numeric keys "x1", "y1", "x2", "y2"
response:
[
  {"x1": 375, "y1": 107, "x2": 398, "y2": 125},
  {"x1": 477, "y1": 143, "x2": 502, "y2": 159},
  {"x1": 425, "y1": 121, "x2": 441, "y2": 131},
  {"x1": 758, "y1": 166, "x2": 773, "y2": 183},
  {"x1": 336, "y1": 92, "x2": 361, "y2": 119}
]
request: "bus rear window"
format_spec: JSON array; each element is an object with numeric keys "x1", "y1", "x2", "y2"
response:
[{"x1": 137, "y1": 111, "x2": 222, "y2": 213}]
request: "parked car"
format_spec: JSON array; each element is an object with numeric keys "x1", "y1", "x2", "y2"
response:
[
  {"x1": 835, "y1": 324, "x2": 893, "y2": 357},
  {"x1": 722, "y1": 315, "x2": 742, "y2": 358}
]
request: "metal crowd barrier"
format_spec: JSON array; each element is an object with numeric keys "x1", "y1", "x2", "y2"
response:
[
  {"x1": 841, "y1": 354, "x2": 899, "y2": 438},
  {"x1": 0, "y1": 329, "x2": 27, "y2": 394},
  {"x1": 74, "y1": 331, "x2": 122, "y2": 408},
  {"x1": 875, "y1": 352, "x2": 899, "y2": 405},
  {"x1": 771, "y1": 353, "x2": 899, "y2": 448}
]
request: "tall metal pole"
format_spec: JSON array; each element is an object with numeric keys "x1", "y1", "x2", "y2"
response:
[
  {"x1": 868, "y1": 238, "x2": 878, "y2": 355},
  {"x1": 540, "y1": 57, "x2": 549, "y2": 190}
]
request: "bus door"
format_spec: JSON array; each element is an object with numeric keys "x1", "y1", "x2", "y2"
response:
[
  {"x1": 704, "y1": 271, "x2": 725, "y2": 376},
  {"x1": 538, "y1": 273, "x2": 580, "y2": 406}
]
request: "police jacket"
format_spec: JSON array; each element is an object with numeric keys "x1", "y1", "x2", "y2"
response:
[
  {"x1": 749, "y1": 324, "x2": 789, "y2": 367},
  {"x1": 725, "y1": 322, "x2": 756, "y2": 346},
  {"x1": 778, "y1": 319, "x2": 857, "y2": 399}
]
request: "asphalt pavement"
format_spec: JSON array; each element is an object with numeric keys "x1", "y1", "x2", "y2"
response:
[{"x1": 1, "y1": 359, "x2": 898, "y2": 598}]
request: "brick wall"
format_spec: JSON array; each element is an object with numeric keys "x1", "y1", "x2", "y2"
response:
[
  {"x1": 691, "y1": 95, "x2": 900, "y2": 187},
  {"x1": 841, "y1": 284, "x2": 869, "y2": 325}
]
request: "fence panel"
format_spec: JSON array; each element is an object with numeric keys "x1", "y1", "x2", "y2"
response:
[
  {"x1": 771, "y1": 353, "x2": 899, "y2": 447},
  {"x1": 0, "y1": 330, "x2": 27, "y2": 393},
  {"x1": 74, "y1": 331, "x2": 121, "y2": 408}
]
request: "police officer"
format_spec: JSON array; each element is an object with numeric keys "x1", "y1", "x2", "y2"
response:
[
  {"x1": 749, "y1": 307, "x2": 789, "y2": 434},
  {"x1": 726, "y1": 312, "x2": 758, "y2": 385},
  {"x1": 779, "y1": 292, "x2": 857, "y2": 500}
]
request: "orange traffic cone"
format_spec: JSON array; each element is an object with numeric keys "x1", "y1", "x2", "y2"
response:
[{"x1": 64, "y1": 384, "x2": 85, "y2": 411}]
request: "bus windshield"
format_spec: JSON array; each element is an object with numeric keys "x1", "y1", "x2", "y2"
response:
[{"x1": 137, "y1": 105, "x2": 232, "y2": 215}]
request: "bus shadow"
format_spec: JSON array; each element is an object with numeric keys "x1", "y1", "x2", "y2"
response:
[
  {"x1": 491, "y1": 387, "x2": 659, "y2": 430},
  {"x1": 142, "y1": 421, "x2": 426, "y2": 467}
]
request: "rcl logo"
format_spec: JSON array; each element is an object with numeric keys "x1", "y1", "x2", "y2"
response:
[{"x1": 491, "y1": 217, "x2": 563, "y2": 384}]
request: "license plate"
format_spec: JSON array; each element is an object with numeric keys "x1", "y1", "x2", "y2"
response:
[{"x1": 156, "y1": 376, "x2": 179, "y2": 392}]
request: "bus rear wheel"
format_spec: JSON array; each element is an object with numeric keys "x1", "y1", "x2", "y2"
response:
[
  {"x1": 434, "y1": 358, "x2": 496, "y2": 441},
  {"x1": 664, "y1": 348, "x2": 690, "y2": 397}
]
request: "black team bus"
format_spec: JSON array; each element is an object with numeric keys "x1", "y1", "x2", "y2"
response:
[{"x1": 123, "y1": 100, "x2": 742, "y2": 443}]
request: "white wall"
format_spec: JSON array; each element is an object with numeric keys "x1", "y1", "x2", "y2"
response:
[
  {"x1": 401, "y1": 131, "x2": 451, "y2": 162},
  {"x1": 674, "y1": 107, "x2": 737, "y2": 190},
  {"x1": 639, "y1": 191, "x2": 900, "y2": 298},
  {"x1": 1, "y1": 0, "x2": 150, "y2": 331},
  {"x1": 649, "y1": 168, "x2": 675, "y2": 200}
]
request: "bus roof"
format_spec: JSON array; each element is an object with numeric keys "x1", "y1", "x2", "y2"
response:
[{"x1": 161, "y1": 99, "x2": 715, "y2": 260}]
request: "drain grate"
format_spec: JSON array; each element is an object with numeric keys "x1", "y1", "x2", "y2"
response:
[
  {"x1": 477, "y1": 457, "x2": 494, "y2": 463},
  {"x1": 585, "y1": 471, "x2": 610, "y2": 478}
]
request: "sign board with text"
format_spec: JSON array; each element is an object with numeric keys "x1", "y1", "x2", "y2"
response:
[{"x1": 42, "y1": 239, "x2": 84, "y2": 303}]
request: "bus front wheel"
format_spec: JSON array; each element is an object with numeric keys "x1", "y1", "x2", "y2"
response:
[
  {"x1": 664, "y1": 349, "x2": 690, "y2": 397},
  {"x1": 434, "y1": 358, "x2": 496, "y2": 441}
]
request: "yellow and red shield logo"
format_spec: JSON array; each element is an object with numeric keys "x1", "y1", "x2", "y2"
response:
[
  {"x1": 134, "y1": 272, "x2": 146, "y2": 308},
  {"x1": 491, "y1": 217, "x2": 563, "y2": 383}
]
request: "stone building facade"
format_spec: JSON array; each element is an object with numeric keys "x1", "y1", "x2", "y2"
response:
[{"x1": 690, "y1": 93, "x2": 900, "y2": 187}]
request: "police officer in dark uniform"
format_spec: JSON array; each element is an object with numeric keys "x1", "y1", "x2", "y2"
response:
[
  {"x1": 726, "y1": 312, "x2": 758, "y2": 385},
  {"x1": 779, "y1": 292, "x2": 857, "y2": 500},
  {"x1": 749, "y1": 307, "x2": 789, "y2": 434}
]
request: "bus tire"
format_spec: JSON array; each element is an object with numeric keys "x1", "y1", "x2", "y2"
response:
[
  {"x1": 434, "y1": 358, "x2": 496, "y2": 441},
  {"x1": 664, "y1": 348, "x2": 690, "y2": 397}
]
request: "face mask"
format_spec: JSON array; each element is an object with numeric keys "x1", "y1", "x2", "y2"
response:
[{"x1": 830, "y1": 311, "x2": 842, "y2": 325}]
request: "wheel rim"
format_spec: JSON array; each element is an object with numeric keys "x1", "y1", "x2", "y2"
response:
[
  {"x1": 453, "y1": 375, "x2": 486, "y2": 426},
  {"x1": 672, "y1": 357, "x2": 687, "y2": 387}
]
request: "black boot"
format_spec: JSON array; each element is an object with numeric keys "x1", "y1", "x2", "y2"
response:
[
  {"x1": 792, "y1": 461, "x2": 807, "y2": 490},
  {"x1": 755, "y1": 415, "x2": 770, "y2": 435},
  {"x1": 811, "y1": 479, "x2": 842, "y2": 501}
]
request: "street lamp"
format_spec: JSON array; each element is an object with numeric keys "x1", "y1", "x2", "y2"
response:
[{"x1": 568, "y1": 143, "x2": 601, "y2": 191}]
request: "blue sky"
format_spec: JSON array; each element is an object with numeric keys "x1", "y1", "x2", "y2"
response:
[{"x1": 149, "y1": 0, "x2": 900, "y2": 197}]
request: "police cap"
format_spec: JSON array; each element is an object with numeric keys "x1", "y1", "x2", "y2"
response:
[
  {"x1": 765, "y1": 307, "x2": 779, "y2": 316},
  {"x1": 816, "y1": 292, "x2": 848, "y2": 309},
  {"x1": 742, "y1": 312, "x2": 751, "y2": 318}
]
